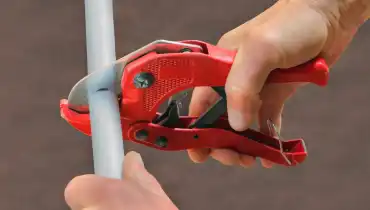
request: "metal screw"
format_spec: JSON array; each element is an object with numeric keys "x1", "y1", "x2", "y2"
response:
[
  {"x1": 133, "y1": 72, "x2": 154, "y2": 88},
  {"x1": 135, "y1": 129, "x2": 149, "y2": 141},
  {"x1": 155, "y1": 136, "x2": 168, "y2": 148}
]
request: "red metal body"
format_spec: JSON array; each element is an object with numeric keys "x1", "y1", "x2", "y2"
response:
[{"x1": 60, "y1": 40, "x2": 329, "y2": 166}]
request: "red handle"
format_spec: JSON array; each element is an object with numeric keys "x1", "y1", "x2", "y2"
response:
[
  {"x1": 266, "y1": 57, "x2": 328, "y2": 86},
  {"x1": 59, "y1": 104, "x2": 306, "y2": 166},
  {"x1": 184, "y1": 40, "x2": 329, "y2": 86},
  {"x1": 120, "y1": 40, "x2": 329, "y2": 123},
  {"x1": 126, "y1": 117, "x2": 307, "y2": 166}
]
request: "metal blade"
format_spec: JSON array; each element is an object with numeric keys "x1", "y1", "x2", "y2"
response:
[
  {"x1": 168, "y1": 90, "x2": 190, "y2": 109},
  {"x1": 66, "y1": 63, "x2": 122, "y2": 110},
  {"x1": 266, "y1": 119, "x2": 291, "y2": 165},
  {"x1": 66, "y1": 40, "x2": 203, "y2": 111}
]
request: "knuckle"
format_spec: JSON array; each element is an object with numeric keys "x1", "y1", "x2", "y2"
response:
[
  {"x1": 218, "y1": 32, "x2": 232, "y2": 45},
  {"x1": 217, "y1": 31, "x2": 239, "y2": 49},
  {"x1": 249, "y1": 29, "x2": 280, "y2": 46},
  {"x1": 247, "y1": 30, "x2": 285, "y2": 64},
  {"x1": 225, "y1": 81, "x2": 251, "y2": 100}
]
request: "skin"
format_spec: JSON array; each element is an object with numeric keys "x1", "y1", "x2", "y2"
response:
[
  {"x1": 65, "y1": 0, "x2": 369, "y2": 209},
  {"x1": 187, "y1": 0, "x2": 369, "y2": 168},
  {"x1": 64, "y1": 151, "x2": 178, "y2": 210}
]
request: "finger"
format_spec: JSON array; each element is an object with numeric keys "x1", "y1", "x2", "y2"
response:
[
  {"x1": 64, "y1": 174, "x2": 122, "y2": 209},
  {"x1": 210, "y1": 149, "x2": 240, "y2": 166},
  {"x1": 225, "y1": 32, "x2": 283, "y2": 131},
  {"x1": 187, "y1": 148, "x2": 210, "y2": 163},
  {"x1": 188, "y1": 87, "x2": 219, "y2": 116},
  {"x1": 187, "y1": 87, "x2": 218, "y2": 162},
  {"x1": 260, "y1": 159, "x2": 275, "y2": 168},
  {"x1": 257, "y1": 83, "x2": 299, "y2": 168},
  {"x1": 240, "y1": 155, "x2": 256, "y2": 168},
  {"x1": 122, "y1": 151, "x2": 145, "y2": 180},
  {"x1": 64, "y1": 152, "x2": 147, "y2": 209},
  {"x1": 258, "y1": 83, "x2": 298, "y2": 136},
  {"x1": 123, "y1": 151, "x2": 167, "y2": 197}
]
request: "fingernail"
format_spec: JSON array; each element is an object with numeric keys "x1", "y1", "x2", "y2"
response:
[
  {"x1": 123, "y1": 151, "x2": 146, "y2": 181},
  {"x1": 126, "y1": 151, "x2": 145, "y2": 168},
  {"x1": 188, "y1": 149, "x2": 210, "y2": 163},
  {"x1": 228, "y1": 109, "x2": 249, "y2": 131}
]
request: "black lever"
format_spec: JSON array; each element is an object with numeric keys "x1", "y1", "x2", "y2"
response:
[
  {"x1": 188, "y1": 86, "x2": 227, "y2": 128},
  {"x1": 152, "y1": 101, "x2": 182, "y2": 128}
]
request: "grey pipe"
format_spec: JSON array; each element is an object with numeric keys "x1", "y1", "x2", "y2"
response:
[{"x1": 84, "y1": 0, "x2": 124, "y2": 179}]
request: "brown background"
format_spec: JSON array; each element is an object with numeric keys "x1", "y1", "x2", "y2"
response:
[{"x1": 1, "y1": 0, "x2": 370, "y2": 210}]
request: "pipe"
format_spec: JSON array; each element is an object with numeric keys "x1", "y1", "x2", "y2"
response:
[{"x1": 84, "y1": 0, "x2": 124, "y2": 179}]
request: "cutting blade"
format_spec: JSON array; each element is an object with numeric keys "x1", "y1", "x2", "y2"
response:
[{"x1": 66, "y1": 40, "x2": 203, "y2": 112}]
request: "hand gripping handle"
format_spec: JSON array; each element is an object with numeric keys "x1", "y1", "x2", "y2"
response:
[{"x1": 119, "y1": 40, "x2": 329, "y2": 122}]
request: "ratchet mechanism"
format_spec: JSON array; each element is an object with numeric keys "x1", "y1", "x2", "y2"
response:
[{"x1": 60, "y1": 40, "x2": 329, "y2": 166}]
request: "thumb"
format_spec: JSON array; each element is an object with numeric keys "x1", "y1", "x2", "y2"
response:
[
  {"x1": 122, "y1": 151, "x2": 146, "y2": 180},
  {"x1": 122, "y1": 151, "x2": 167, "y2": 197},
  {"x1": 225, "y1": 34, "x2": 282, "y2": 131}
]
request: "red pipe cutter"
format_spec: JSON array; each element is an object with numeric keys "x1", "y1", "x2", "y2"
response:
[{"x1": 60, "y1": 40, "x2": 329, "y2": 166}]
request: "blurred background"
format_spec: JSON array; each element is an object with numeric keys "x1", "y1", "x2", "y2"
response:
[{"x1": 1, "y1": 0, "x2": 369, "y2": 209}]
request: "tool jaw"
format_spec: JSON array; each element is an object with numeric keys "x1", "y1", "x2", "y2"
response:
[{"x1": 66, "y1": 40, "x2": 204, "y2": 111}]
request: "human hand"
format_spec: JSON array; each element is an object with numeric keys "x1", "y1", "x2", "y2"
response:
[
  {"x1": 188, "y1": 0, "x2": 369, "y2": 168},
  {"x1": 64, "y1": 151, "x2": 178, "y2": 210}
]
